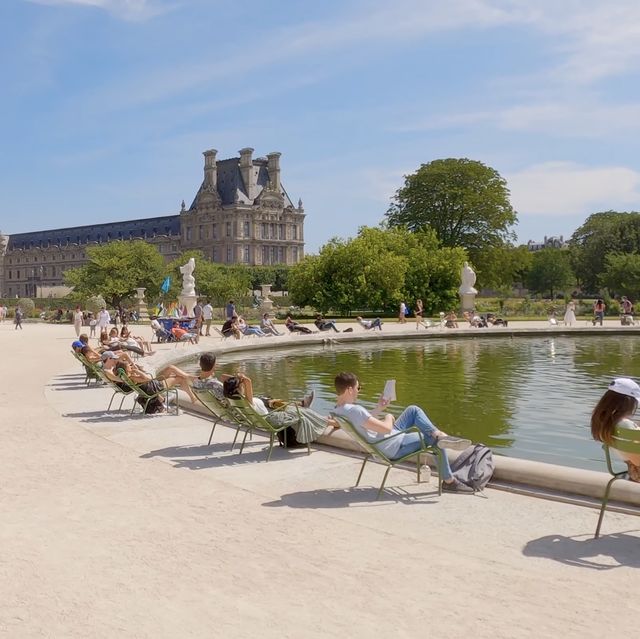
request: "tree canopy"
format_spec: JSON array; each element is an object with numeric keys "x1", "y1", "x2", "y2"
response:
[
  {"x1": 64, "y1": 240, "x2": 165, "y2": 307},
  {"x1": 526, "y1": 249, "x2": 575, "y2": 299},
  {"x1": 288, "y1": 227, "x2": 467, "y2": 314},
  {"x1": 386, "y1": 158, "x2": 517, "y2": 256}
]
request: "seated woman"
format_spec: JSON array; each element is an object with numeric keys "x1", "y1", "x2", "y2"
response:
[
  {"x1": 285, "y1": 315, "x2": 313, "y2": 334},
  {"x1": 120, "y1": 325, "x2": 154, "y2": 353},
  {"x1": 462, "y1": 311, "x2": 485, "y2": 328},
  {"x1": 591, "y1": 378, "x2": 640, "y2": 481},
  {"x1": 356, "y1": 316, "x2": 383, "y2": 331},
  {"x1": 260, "y1": 313, "x2": 282, "y2": 336},
  {"x1": 222, "y1": 374, "x2": 326, "y2": 444},
  {"x1": 315, "y1": 314, "x2": 340, "y2": 332},
  {"x1": 444, "y1": 311, "x2": 459, "y2": 329},
  {"x1": 221, "y1": 316, "x2": 242, "y2": 339},
  {"x1": 101, "y1": 328, "x2": 145, "y2": 356},
  {"x1": 237, "y1": 315, "x2": 267, "y2": 337}
]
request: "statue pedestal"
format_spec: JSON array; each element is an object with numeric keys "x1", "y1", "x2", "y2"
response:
[
  {"x1": 136, "y1": 287, "x2": 149, "y2": 321},
  {"x1": 179, "y1": 294, "x2": 197, "y2": 316},
  {"x1": 260, "y1": 283, "x2": 274, "y2": 313},
  {"x1": 459, "y1": 292, "x2": 477, "y2": 313}
]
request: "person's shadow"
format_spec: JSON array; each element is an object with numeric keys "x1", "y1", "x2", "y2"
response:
[{"x1": 523, "y1": 531, "x2": 640, "y2": 570}]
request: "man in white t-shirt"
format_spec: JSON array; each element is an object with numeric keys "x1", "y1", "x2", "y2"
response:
[
  {"x1": 202, "y1": 301, "x2": 214, "y2": 336},
  {"x1": 331, "y1": 371, "x2": 473, "y2": 493}
]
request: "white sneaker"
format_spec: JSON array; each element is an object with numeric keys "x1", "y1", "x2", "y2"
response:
[{"x1": 437, "y1": 436, "x2": 471, "y2": 451}]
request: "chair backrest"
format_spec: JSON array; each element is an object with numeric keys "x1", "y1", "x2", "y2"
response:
[
  {"x1": 609, "y1": 425, "x2": 640, "y2": 455},
  {"x1": 330, "y1": 414, "x2": 392, "y2": 463},
  {"x1": 226, "y1": 396, "x2": 278, "y2": 432},
  {"x1": 193, "y1": 388, "x2": 234, "y2": 420}
]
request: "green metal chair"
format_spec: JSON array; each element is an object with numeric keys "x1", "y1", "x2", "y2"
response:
[
  {"x1": 193, "y1": 388, "x2": 245, "y2": 447},
  {"x1": 118, "y1": 370, "x2": 179, "y2": 416},
  {"x1": 595, "y1": 425, "x2": 640, "y2": 538},
  {"x1": 330, "y1": 414, "x2": 443, "y2": 499},
  {"x1": 225, "y1": 397, "x2": 308, "y2": 461},
  {"x1": 72, "y1": 350, "x2": 101, "y2": 386}
]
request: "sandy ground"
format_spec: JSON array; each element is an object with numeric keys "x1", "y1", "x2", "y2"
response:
[{"x1": 1, "y1": 320, "x2": 639, "y2": 639}]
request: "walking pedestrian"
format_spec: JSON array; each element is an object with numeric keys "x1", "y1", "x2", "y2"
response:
[
  {"x1": 14, "y1": 306, "x2": 23, "y2": 330},
  {"x1": 73, "y1": 306, "x2": 83, "y2": 337}
]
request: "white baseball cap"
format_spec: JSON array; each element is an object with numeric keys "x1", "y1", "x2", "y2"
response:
[{"x1": 608, "y1": 377, "x2": 640, "y2": 400}]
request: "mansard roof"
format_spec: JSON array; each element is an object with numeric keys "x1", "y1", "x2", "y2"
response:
[
  {"x1": 190, "y1": 157, "x2": 294, "y2": 210},
  {"x1": 7, "y1": 215, "x2": 180, "y2": 251}
]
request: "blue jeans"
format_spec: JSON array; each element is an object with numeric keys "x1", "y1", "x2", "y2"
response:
[{"x1": 390, "y1": 405, "x2": 453, "y2": 481}]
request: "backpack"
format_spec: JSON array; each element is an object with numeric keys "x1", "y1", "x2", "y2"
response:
[
  {"x1": 276, "y1": 426, "x2": 306, "y2": 448},
  {"x1": 449, "y1": 444, "x2": 494, "y2": 491}
]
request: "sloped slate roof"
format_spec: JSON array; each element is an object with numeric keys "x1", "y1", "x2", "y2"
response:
[{"x1": 7, "y1": 215, "x2": 180, "y2": 250}]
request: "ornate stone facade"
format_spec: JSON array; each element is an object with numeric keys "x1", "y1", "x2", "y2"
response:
[{"x1": 0, "y1": 148, "x2": 305, "y2": 298}]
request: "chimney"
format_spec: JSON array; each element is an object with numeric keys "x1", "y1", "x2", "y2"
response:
[
  {"x1": 266, "y1": 152, "x2": 281, "y2": 191},
  {"x1": 203, "y1": 149, "x2": 217, "y2": 188},
  {"x1": 239, "y1": 147, "x2": 254, "y2": 199}
]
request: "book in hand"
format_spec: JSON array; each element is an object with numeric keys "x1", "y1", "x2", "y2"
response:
[{"x1": 382, "y1": 379, "x2": 396, "y2": 402}]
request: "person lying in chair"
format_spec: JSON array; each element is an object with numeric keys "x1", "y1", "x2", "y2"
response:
[
  {"x1": 285, "y1": 315, "x2": 313, "y2": 334},
  {"x1": 315, "y1": 314, "x2": 340, "y2": 332},
  {"x1": 330, "y1": 372, "x2": 473, "y2": 493},
  {"x1": 356, "y1": 316, "x2": 383, "y2": 331}
]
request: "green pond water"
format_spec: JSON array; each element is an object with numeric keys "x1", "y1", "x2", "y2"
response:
[{"x1": 176, "y1": 335, "x2": 640, "y2": 472}]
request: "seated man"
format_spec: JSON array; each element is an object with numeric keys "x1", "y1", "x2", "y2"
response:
[
  {"x1": 285, "y1": 315, "x2": 313, "y2": 334},
  {"x1": 444, "y1": 311, "x2": 459, "y2": 328},
  {"x1": 221, "y1": 315, "x2": 242, "y2": 339},
  {"x1": 315, "y1": 314, "x2": 340, "y2": 332},
  {"x1": 331, "y1": 371, "x2": 473, "y2": 493},
  {"x1": 72, "y1": 333, "x2": 89, "y2": 352},
  {"x1": 356, "y1": 316, "x2": 383, "y2": 331},
  {"x1": 171, "y1": 320, "x2": 198, "y2": 344},
  {"x1": 260, "y1": 313, "x2": 282, "y2": 336},
  {"x1": 150, "y1": 315, "x2": 172, "y2": 342}
]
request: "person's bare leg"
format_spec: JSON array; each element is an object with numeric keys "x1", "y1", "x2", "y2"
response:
[{"x1": 164, "y1": 376, "x2": 196, "y2": 402}]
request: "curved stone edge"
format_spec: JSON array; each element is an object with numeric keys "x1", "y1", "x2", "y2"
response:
[{"x1": 155, "y1": 329, "x2": 640, "y2": 508}]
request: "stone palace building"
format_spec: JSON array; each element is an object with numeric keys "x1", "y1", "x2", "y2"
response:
[{"x1": 0, "y1": 148, "x2": 305, "y2": 298}]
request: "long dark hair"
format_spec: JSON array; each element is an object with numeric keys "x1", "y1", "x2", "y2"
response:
[{"x1": 591, "y1": 390, "x2": 637, "y2": 443}]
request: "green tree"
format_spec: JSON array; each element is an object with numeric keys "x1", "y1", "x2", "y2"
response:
[
  {"x1": 569, "y1": 211, "x2": 640, "y2": 291},
  {"x1": 64, "y1": 241, "x2": 165, "y2": 307},
  {"x1": 288, "y1": 227, "x2": 466, "y2": 314},
  {"x1": 386, "y1": 158, "x2": 517, "y2": 256},
  {"x1": 474, "y1": 245, "x2": 533, "y2": 292},
  {"x1": 526, "y1": 249, "x2": 574, "y2": 298},
  {"x1": 600, "y1": 253, "x2": 640, "y2": 300}
]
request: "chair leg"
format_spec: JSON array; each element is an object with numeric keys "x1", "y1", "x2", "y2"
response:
[
  {"x1": 118, "y1": 395, "x2": 126, "y2": 410},
  {"x1": 239, "y1": 428, "x2": 250, "y2": 455},
  {"x1": 107, "y1": 392, "x2": 116, "y2": 412},
  {"x1": 377, "y1": 465, "x2": 392, "y2": 500},
  {"x1": 356, "y1": 454, "x2": 370, "y2": 487},
  {"x1": 266, "y1": 433, "x2": 275, "y2": 462},
  {"x1": 231, "y1": 426, "x2": 241, "y2": 450},
  {"x1": 417, "y1": 459, "x2": 421, "y2": 484},
  {"x1": 595, "y1": 475, "x2": 619, "y2": 539},
  {"x1": 207, "y1": 420, "x2": 217, "y2": 446}
]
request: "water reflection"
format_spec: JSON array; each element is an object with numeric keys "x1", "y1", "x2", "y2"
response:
[{"x1": 176, "y1": 336, "x2": 640, "y2": 472}]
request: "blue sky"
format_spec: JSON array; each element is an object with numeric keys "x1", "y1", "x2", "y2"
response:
[{"x1": 3, "y1": 0, "x2": 640, "y2": 251}]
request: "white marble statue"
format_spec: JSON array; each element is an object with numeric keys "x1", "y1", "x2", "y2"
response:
[
  {"x1": 459, "y1": 261, "x2": 478, "y2": 295},
  {"x1": 179, "y1": 258, "x2": 196, "y2": 296}
]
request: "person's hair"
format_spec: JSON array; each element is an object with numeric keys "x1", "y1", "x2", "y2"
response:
[
  {"x1": 263, "y1": 313, "x2": 268, "y2": 318},
  {"x1": 109, "y1": 328, "x2": 118, "y2": 336},
  {"x1": 223, "y1": 376, "x2": 242, "y2": 398},
  {"x1": 356, "y1": 316, "x2": 363, "y2": 321},
  {"x1": 591, "y1": 389, "x2": 637, "y2": 443},
  {"x1": 80, "y1": 345, "x2": 91, "y2": 356},
  {"x1": 100, "y1": 331, "x2": 108, "y2": 342},
  {"x1": 199, "y1": 352, "x2": 217, "y2": 372},
  {"x1": 79, "y1": 334, "x2": 88, "y2": 343},
  {"x1": 597, "y1": 299, "x2": 603, "y2": 305},
  {"x1": 151, "y1": 315, "x2": 157, "y2": 320},
  {"x1": 334, "y1": 372, "x2": 359, "y2": 394},
  {"x1": 172, "y1": 320, "x2": 178, "y2": 326},
  {"x1": 228, "y1": 300, "x2": 234, "y2": 304},
  {"x1": 120, "y1": 326, "x2": 128, "y2": 337}
]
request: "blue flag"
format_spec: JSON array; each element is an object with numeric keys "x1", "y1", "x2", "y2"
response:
[{"x1": 160, "y1": 276, "x2": 171, "y2": 294}]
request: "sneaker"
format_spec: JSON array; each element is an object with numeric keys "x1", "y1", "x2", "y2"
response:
[
  {"x1": 301, "y1": 390, "x2": 315, "y2": 408},
  {"x1": 436, "y1": 435, "x2": 472, "y2": 451},
  {"x1": 442, "y1": 478, "x2": 474, "y2": 493}
]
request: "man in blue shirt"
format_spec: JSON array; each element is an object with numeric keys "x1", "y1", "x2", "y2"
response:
[{"x1": 332, "y1": 371, "x2": 473, "y2": 493}]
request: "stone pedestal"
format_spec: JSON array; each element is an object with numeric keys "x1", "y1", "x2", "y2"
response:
[
  {"x1": 459, "y1": 292, "x2": 477, "y2": 313},
  {"x1": 136, "y1": 287, "x2": 149, "y2": 321},
  {"x1": 179, "y1": 294, "x2": 197, "y2": 316},
  {"x1": 260, "y1": 284, "x2": 274, "y2": 313}
]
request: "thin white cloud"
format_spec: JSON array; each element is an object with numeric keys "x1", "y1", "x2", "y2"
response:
[
  {"x1": 25, "y1": 0, "x2": 172, "y2": 21},
  {"x1": 507, "y1": 162, "x2": 640, "y2": 216}
]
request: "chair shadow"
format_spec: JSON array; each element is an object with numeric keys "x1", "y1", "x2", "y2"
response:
[
  {"x1": 522, "y1": 531, "x2": 640, "y2": 570},
  {"x1": 140, "y1": 442, "x2": 302, "y2": 469},
  {"x1": 63, "y1": 410, "x2": 157, "y2": 423},
  {"x1": 263, "y1": 485, "x2": 441, "y2": 509}
]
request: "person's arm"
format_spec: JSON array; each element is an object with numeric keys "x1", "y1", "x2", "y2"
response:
[
  {"x1": 238, "y1": 374, "x2": 254, "y2": 403},
  {"x1": 363, "y1": 413, "x2": 395, "y2": 434}
]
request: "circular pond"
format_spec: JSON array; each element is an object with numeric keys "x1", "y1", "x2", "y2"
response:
[{"x1": 177, "y1": 335, "x2": 640, "y2": 472}]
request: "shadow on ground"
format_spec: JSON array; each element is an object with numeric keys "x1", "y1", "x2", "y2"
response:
[
  {"x1": 262, "y1": 485, "x2": 441, "y2": 509},
  {"x1": 522, "y1": 531, "x2": 640, "y2": 570}
]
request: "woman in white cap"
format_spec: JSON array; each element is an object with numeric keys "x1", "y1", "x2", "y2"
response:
[{"x1": 591, "y1": 377, "x2": 640, "y2": 481}]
